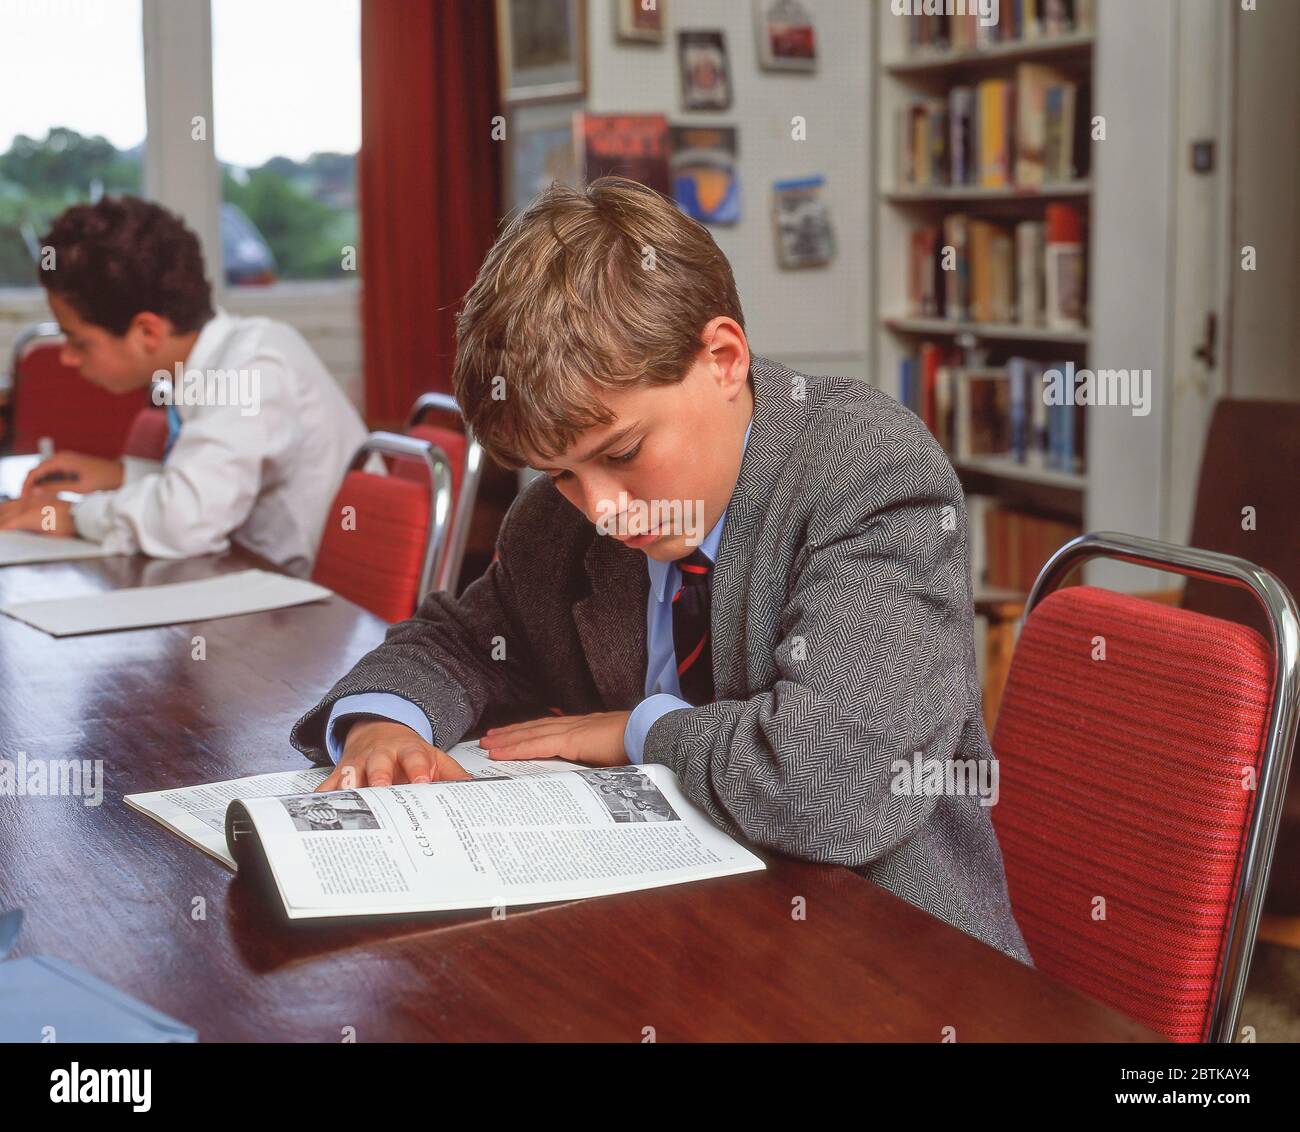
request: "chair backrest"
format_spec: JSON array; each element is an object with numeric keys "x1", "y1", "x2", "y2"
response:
[
  {"x1": 311, "y1": 432, "x2": 453, "y2": 623},
  {"x1": 1183, "y1": 398, "x2": 1300, "y2": 635},
  {"x1": 991, "y1": 532, "x2": 1299, "y2": 1043},
  {"x1": 121, "y1": 407, "x2": 170, "y2": 461},
  {"x1": 404, "y1": 392, "x2": 485, "y2": 595},
  {"x1": 8, "y1": 323, "x2": 147, "y2": 458}
]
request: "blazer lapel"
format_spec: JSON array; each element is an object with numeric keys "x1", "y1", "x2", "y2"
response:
[
  {"x1": 711, "y1": 356, "x2": 808, "y2": 695},
  {"x1": 573, "y1": 531, "x2": 650, "y2": 709}
]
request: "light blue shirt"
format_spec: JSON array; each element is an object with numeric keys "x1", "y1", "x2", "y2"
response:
[
  {"x1": 323, "y1": 421, "x2": 753, "y2": 764},
  {"x1": 163, "y1": 403, "x2": 182, "y2": 459}
]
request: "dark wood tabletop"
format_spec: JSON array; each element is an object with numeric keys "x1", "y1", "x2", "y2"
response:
[{"x1": 0, "y1": 499, "x2": 1163, "y2": 1041}]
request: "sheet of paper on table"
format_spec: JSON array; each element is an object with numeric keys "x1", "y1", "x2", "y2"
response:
[
  {"x1": 0, "y1": 530, "x2": 114, "y2": 566},
  {"x1": 0, "y1": 568, "x2": 333, "y2": 635}
]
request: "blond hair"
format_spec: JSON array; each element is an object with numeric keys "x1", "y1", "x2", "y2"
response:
[{"x1": 451, "y1": 177, "x2": 745, "y2": 469}]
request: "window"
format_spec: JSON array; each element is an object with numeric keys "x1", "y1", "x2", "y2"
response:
[
  {"x1": 211, "y1": 0, "x2": 360, "y2": 287},
  {"x1": 0, "y1": 0, "x2": 146, "y2": 287}
]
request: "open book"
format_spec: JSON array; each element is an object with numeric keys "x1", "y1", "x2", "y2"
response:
[{"x1": 125, "y1": 742, "x2": 764, "y2": 919}]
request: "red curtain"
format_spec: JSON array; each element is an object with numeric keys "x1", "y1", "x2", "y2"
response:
[{"x1": 359, "y1": 0, "x2": 503, "y2": 427}]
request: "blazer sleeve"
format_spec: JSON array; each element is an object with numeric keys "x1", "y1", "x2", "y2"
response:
[
  {"x1": 289, "y1": 486, "x2": 549, "y2": 764},
  {"x1": 641, "y1": 420, "x2": 981, "y2": 868}
]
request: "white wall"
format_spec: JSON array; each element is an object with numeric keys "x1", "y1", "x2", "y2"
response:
[{"x1": 584, "y1": 0, "x2": 873, "y2": 381}]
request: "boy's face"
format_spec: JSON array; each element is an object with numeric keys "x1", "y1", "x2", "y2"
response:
[
  {"x1": 45, "y1": 292, "x2": 172, "y2": 393},
  {"x1": 529, "y1": 319, "x2": 753, "y2": 564}
]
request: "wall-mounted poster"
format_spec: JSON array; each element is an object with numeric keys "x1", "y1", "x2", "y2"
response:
[
  {"x1": 616, "y1": 0, "x2": 666, "y2": 43},
  {"x1": 772, "y1": 175, "x2": 835, "y2": 269},
  {"x1": 508, "y1": 109, "x2": 582, "y2": 215},
  {"x1": 754, "y1": 0, "x2": 817, "y2": 72},
  {"x1": 678, "y1": 30, "x2": 731, "y2": 111},
  {"x1": 575, "y1": 112, "x2": 671, "y2": 196},
  {"x1": 670, "y1": 126, "x2": 740, "y2": 225},
  {"x1": 496, "y1": 0, "x2": 587, "y2": 104}
]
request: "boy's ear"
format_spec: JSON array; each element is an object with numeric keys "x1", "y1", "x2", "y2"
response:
[
  {"x1": 700, "y1": 316, "x2": 750, "y2": 396},
  {"x1": 127, "y1": 310, "x2": 175, "y2": 350}
]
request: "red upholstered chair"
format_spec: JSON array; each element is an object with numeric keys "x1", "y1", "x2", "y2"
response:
[
  {"x1": 7, "y1": 322, "x2": 147, "y2": 457},
  {"x1": 991, "y1": 532, "x2": 1299, "y2": 1043},
  {"x1": 403, "y1": 392, "x2": 485, "y2": 595},
  {"x1": 121, "y1": 407, "x2": 170, "y2": 461},
  {"x1": 311, "y1": 432, "x2": 454, "y2": 623}
]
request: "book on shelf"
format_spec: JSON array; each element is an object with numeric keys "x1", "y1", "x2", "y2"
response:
[
  {"x1": 898, "y1": 350, "x2": 1086, "y2": 475},
  {"x1": 896, "y1": 63, "x2": 1089, "y2": 189},
  {"x1": 905, "y1": 202, "x2": 1083, "y2": 331},
  {"x1": 976, "y1": 502, "x2": 1082, "y2": 594},
  {"x1": 902, "y1": 0, "x2": 1094, "y2": 55}
]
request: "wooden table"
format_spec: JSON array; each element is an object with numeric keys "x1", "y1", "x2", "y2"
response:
[{"x1": 0, "y1": 518, "x2": 1162, "y2": 1041}]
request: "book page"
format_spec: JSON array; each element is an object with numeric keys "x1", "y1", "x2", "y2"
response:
[
  {"x1": 126, "y1": 767, "x2": 333, "y2": 868},
  {"x1": 233, "y1": 762, "x2": 764, "y2": 919},
  {"x1": 124, "y1": 742, "x2": 578, "y2": 869}
]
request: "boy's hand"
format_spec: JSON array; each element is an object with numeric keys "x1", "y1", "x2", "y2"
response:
[
  {"x1": 22, "y1": 452, "x2": 124, "y2": 497},
  {"x1": 0, "y1": 496, "x2": 75, "y2": 535},
  {"x1": 317, "y1": 719, "x2": 471, "y2": 791},
  {"x1": 479, "y1": 711, "x2": 632, "y2": 766}
]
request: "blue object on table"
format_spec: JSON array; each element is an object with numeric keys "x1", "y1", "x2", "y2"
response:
[{"x1": 0, "y1": 908, "x2": 197, "y2": 1043}]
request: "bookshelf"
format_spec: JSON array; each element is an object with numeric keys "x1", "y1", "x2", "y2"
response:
[{"x1": 873, "y1": 1, "x2": 1098, "y2": 571}]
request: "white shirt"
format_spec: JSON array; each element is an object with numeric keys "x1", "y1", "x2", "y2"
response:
[{"x1": 72, "y1": 310, "x2": 367, "y2": 577}]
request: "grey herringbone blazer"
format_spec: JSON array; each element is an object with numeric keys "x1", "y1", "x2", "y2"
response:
[{"x1": 291, "y1": 356, "x2": 1033, "y2": 965}]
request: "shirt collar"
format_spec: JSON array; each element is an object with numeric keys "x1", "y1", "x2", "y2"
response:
[
  {"x1": 647, "y1": 417, "x2": 753, "y2": 603},
  {"x1": 182, "y1": 309, "x2": 235, "y2": 378}
]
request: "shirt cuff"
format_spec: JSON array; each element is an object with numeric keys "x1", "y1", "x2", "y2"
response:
[
  {"x1": 324, "y1": 692, "x2": 434, "y2": 763},
  {"x1": 624, "y1": 693, "x2": 693, "y2": 765},
  {"x1": 120, "y1": 456, "x2": 163, "y2": 484},
  {"x1": 70, "y1": 492, "x2": 113, "y2": 543}
]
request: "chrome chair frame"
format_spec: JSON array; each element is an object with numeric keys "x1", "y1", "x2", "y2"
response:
[
  {"x1": 406, "y1": 392, "x2": 485, "y2": 595},
  {"x1": 349, "y1": 431, "x2": 454, "y2": 609},
  {"x1": 1028, "y1": 531, "x2": 1300, "y2": 1043}
]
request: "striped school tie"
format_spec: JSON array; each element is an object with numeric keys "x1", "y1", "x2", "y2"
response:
[{"x1": 671, "y1": 547, "x2": 715, "y2": 705}]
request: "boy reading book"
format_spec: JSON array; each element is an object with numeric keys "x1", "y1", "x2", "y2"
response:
[
  {"x1": 0, "y1": 196, "x2": 366, "y2": 576},
  {"x1": 291, "y1": 177, "x2": 1031, "y2": 963}
]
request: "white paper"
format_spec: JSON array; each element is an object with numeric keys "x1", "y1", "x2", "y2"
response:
[
  {"x1": 0, "y1": 531, "x2": 114, "y2": 566},
  {"x1": 0, "y1": 455, "x2": 38, "y2": 500},
  {"x1": 124, "y1": 743, "x2": 577, "y2": 870},
  {"x1": 0, "y1": 568, "x2": 333, "y2": 635}
]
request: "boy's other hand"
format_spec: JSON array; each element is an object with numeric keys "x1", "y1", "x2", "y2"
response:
[
  {"x1": 22, "y1": 452, "x2": 124, "y2": 497},
  {"x1": 318, "y1": 719, "x2": 470, "y2": 792},
  {"x1": 0, "y1": 495, "x2": 75, "y2": 535},
  {"x1": 479, "y1": 711, "x2": 632, "y2": 767}
]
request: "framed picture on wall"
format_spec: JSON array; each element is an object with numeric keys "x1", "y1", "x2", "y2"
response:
[
  {"x1": 753, "y1": 0, "x2": 817, "y2": 72},
  {"x1": 496, "y1": 0, "x2": 587, "y2": 104},
  {"x1": 678, "y1": 30, "x2": 731, "y2": 111},
  {"x1": 615, "y1": 0, "x2": 666, "y2": 44}
]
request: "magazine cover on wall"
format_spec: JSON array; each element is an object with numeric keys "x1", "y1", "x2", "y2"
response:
[
  {"x1": 574, "y1": 112, "x2": 671, "y2": 196},
  {"x1": 754, "y1": 0, "x2": 817, "y2": 72},
  {"x1": 507, "y1": 107, "x2": 582, "y2": 215},
  {"x1": 677, "y1": 29, "x2": 731, "y2": 111},
  {"x1": 496, "y1": 0, "x2": 587, "y2": 103},
  {"x1": 670, "y1": 125, "x2": 740, "y2": 225},
  {"x1": 772, "y1": 174, "x2": 835, "y2": 269},
  {"x1": 615, "y1": 0, "x2": 666, "y2": 44}
]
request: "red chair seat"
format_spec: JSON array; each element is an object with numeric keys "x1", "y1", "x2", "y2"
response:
[{"x1": 122, "y1": 407, "x2": 170, "y2": 461}]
